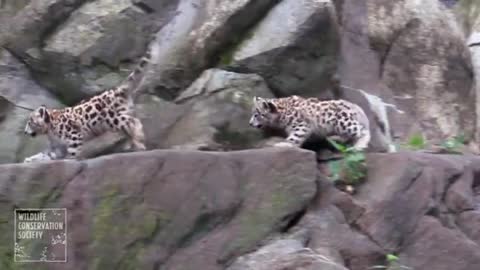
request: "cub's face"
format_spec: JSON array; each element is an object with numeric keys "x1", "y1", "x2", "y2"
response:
[
  {"x1": 24, "y1": 106, "x2": 50, "y2": 137},
  {"x1": 249, "y1": 97, "x2": 279, "y2": 128}
]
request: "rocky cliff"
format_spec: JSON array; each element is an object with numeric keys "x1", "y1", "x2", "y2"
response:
[
  {"x1": 1, "y1": 149, "x2": 480, "y2": 270},
  {"x1": 1, "y1": 0, "x2": 480, "y2": 269}
]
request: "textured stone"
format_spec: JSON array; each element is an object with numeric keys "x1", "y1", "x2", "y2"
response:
[
  {"x1": 227, "y1": 237, "x2": 348, "y2": 270},
  {"x1": 337, "y1": 0, "x2": 475, "y2": 146},
  {"x1": 164, "y1": 68, "x2": 274, "y2": 150},
  {"x1": 226, "y1": 0, "x2": 339, "y2": 98},
  {"x1": 0, "y1": 148, "x2": 317, "y2": 270},
  {"x1": 0, "y1": 49, "x2": 62, "y2": 164},
  {"x1": 140, "y1": 0, "x2": 280, "y2": 99}
]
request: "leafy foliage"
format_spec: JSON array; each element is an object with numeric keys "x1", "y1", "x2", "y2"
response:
[
  {"x1": 439, "y1": 134, "x2": 465, "y2": 153},
  {"x1": 405, "y1": 134, "x2": 426, "y2": 150},
  {"x1": 386, "y1": 254, "x2": 399, "y2": 263},
  {"x1": 327, "y1": 138, "x2": 367, "y2": 185},
  {"x1": 369, "y1": 253, "x2": 412, "y2": 270}
]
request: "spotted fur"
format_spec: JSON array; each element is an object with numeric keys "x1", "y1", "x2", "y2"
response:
[
  {"x1": 23, "y1": 46, "x2": 153, "y2": 160},
  {"x1": 249, "y1": 96, "x2": 371, "y2": 150}
]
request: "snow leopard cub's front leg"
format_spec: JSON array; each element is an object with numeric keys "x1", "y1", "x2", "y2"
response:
[{"x1": 274, "y1": 122, "x2": 312, "y2": 148}]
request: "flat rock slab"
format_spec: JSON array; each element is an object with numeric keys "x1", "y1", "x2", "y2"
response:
[{"x1": 0, "y1": 148, "x2": 317, "y2": 270}]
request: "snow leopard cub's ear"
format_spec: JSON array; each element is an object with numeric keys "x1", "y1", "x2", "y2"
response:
[
  {"x1": 253, "y1": 97, "x2": 277, "y2": 113},
  {"x1": 37, "y1": 105, "x2": 50, "y2": 123}
]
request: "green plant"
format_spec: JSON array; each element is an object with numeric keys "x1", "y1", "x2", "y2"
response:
[
  {"x1": 369, "y1": 253, "x2": 412, "y2": 270},
  {"x1": 440, "y1": 134, "x2": 466, "y2": 153},
  {"x1": 405, "y1": 134, "x2": 426, "y2": 150},
  {"x1": 326, "y1": 138, "x2": 367, "y2": 185}
]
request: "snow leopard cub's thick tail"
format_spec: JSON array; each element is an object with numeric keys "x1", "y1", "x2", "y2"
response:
[
  {"x1": 116, "y1": 40, "x2": 158, "y2": 99},
  {"x1": 351, "y1": 102, "x2": 371, "y2": 151}
]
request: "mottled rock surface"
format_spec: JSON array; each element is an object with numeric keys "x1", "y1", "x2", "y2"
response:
[
  {"x1": 141, "y1": 0, "x2": 280, "y2": 100},
  {"x1": 0, "y1": 49, "x2": 62, "y2": 164},
  {"x1": 3, "y1": 149, "x2": 480, "y2": 269},
  {"x1": 337, "y1": 0, "x2": 475, "y2": 146},
  {"x1": 226, "y1": 0, "x2": 339, "y2": 98},
  {"x1": 309, "y1": 152, "x2": 480, "y2": 270},
  {"x1": 228, "y1": 236, "x2": 348, "y2": 270},
  {"x1": 0, "y1": 148, "x2": 317, "y2": 270}
]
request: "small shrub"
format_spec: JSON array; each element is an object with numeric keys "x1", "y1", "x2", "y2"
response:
[
  {"x1": 405, "y1": 134, "x2": 426, "y2": 150},
  {"x1": 369, "y1": 253, "x2": 412, "y2": 270},
  {"x1": 327, "y1": 138, "x2": 367, "y2": 185},
  {"x1": 439, "y1": 134, "x2": 465, "y2": 153}
]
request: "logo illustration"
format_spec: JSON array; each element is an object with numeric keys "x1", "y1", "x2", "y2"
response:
[{"x1": 14, "y1": 208, "x2": 67, "y2": 262}]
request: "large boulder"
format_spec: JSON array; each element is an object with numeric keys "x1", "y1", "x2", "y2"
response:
[
  {"x1": 354, "y1": 153, "x2": 480, "y2": 270},
  {"x1": 0, "y1": 0, "x2": 30, "y2": 30},
  {"x1": 224, "y1": 0, "x2": 339, "y2": 98},
  {"x1": 0, "y1": 0, "x2": 88, "y2": 51},
  {"x1": 164, "y1": 68, "x2": 274, "y2": 150},
  {"x1": 336, "y1": 0, "x2": 475, "y2": 146},
  {"x1": 140, "y1": 0, "x2": 280, "y2": 99},
  {"x1": 227, "y1": 236, "x2": 348, "y2": 270},
  {"x1": 310, "y1": 152, "x2": 480, "y2": 270},
  {"x1": 0, "y1": 148, "x2": 318, "y2": 270},
  {"x1": 1, "y1": 0, "x2": 178, "y2": 104},
  {"x1": 455, "y1": 0, "x2": 480, "y2": 147},
  {"x1": 0, "y1": 49, "x2": 63, "y2": 164}
]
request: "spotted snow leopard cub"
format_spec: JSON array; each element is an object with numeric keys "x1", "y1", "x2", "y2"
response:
[
  {"x1": 249, "y1": 96, "x2": 371, "y2": 150},
  {"x1": 23, "y1": 43, "x2": 156, "y2": 162}
]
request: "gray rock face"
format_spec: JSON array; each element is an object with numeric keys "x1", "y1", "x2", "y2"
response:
[
  {"x1": 141, "y1": 0, "x2": 280, "y2": 99},
  {"x1": 0, "y1": 0, "x2": 30, "y2": 29},
  {"x1": 337, "y1": 0, "x2": 476, "y2": 145},
  {"x1": 228, "y1": 237, "x2": 348, "y2": 270},
  {"x1": 0, "y1": 0, "x2": 88, "y2": 51},
  {"x1": 458, "y1": 0, "x2": 480, "y2": 149},
  {"x1": 226, "y1": 0, "x2": 339, "y2": 98},
  {"x1": 0, "y1": 49, "x2": 62, "y2": 164},
  {"x1": 0, "y1": 148, "x2": 318, "y2": 270},
  {"x1": 2, "y1": 0, "x2": 177, "y2": 104},
  {"x1": 165, "y1": 68, "x2": 274, "y2": 150},
  {"x1": 3, "y1": 148, "x2": 480, "y2": 270},
  {"x1": 311, "y1": 152, "x2": 480, "y2": 270}
]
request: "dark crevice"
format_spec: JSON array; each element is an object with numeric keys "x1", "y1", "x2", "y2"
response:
[
  {"x1": 440, "y1": 173, "x2": 463, "y2": 203},
  {"x1": 210, "y1": 0, "x2": 282, "y2": 69},
  {"x1": 472, "y1": 169, "x2": 480, "y2": 191},
  {"x1": 425, "y1": 205, "x2": 439, "y2": 218},
  {"x1": 378, "y1": 18, "x2": 421, "y2": 78},
  {"x1": 1, "y1": 46, "x2": 31, "y2": 70},
  {"x1": 38, "y1": 0, "x2": 90, "y2": 48},
  {"x1": 402, "y1": 169, "x2": 423, "y2": 193},
  {"x1": 279, "y1": 208, "x2": 307, "y2": 233},
  {"x1": 341, "y1": 253, "x2": 352, "y2": 270},
  {"x1": 132, "y1": 1, "x2": 155, "y2": 14},
  {"x1": 349, "y1": 221, "x2": 386, "y2": 252}
]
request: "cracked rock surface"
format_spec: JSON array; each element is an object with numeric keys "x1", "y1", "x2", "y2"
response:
[
  {"x1": 2, "y1": 149, "x2": 480, "y2": 269},
  {"x1": 0, "y1": 148, "x2": 317, "y2": 269}
]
